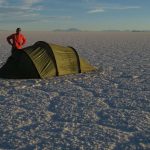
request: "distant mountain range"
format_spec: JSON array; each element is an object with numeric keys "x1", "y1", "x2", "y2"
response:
[
  {"x1": 53, "y1": 28, "x2": 82, "y2": 32},
  {"x1": 53, "y1": 28, "x2": 150, "y2": 32},
  {"x1": 1, "y1": 29, "x2": 150, "y2": 32}
]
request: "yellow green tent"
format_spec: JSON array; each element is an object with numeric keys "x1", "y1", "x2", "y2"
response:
[{"x1": 0, "y1": 41, "x2": 96, "y2": 79}]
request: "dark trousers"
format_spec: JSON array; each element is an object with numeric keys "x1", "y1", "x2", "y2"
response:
[{"x1": 11, "y1": 47, "x2": 18, "y2": 54}]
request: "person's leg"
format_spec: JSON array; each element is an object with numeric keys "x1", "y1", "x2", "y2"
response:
[{"x1": 11, "y1": 47, "x2": 17, "y2": 54}]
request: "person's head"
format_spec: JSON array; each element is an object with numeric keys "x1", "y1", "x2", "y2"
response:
[{"x1": 16, "y1": 28, "x2": 21, "y2": 34}]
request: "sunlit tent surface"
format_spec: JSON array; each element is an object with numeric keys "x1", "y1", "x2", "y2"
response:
[{"x1": 0, "y1": 41, "x2": 96, "y2": 79}]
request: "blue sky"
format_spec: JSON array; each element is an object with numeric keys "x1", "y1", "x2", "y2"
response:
[{"x1": 0, "y1": 0, "x2": 150, "y2": 31}]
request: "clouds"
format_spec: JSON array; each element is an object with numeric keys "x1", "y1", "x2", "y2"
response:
[
  {"x1": 0, "y1": 0, "x2": 71, "y2": 24},
  {"x1": 88, "y1": 8, "x2": 105, "y2": 14},
  {"x1": 0, "y1": 4, "x2": 41, "y2": 23},
  {"x1": 0, "y1": 1, "x2": 141, "y2": 19},
  {"x1": 0, "y1": 0, "x2": 6, "y2": 3},
  {"x1": 87, "y1": 5, "x2": 141, "y2": 14},
  {"x1": 0, "y1": 0, "x2": 145, "y2": 31},
  {"x1": 23, "y1": 0, "x2": 43, "y2": 7},
  {"x1": 0, "y1": 0, "x2": 42, "y2": 15}
]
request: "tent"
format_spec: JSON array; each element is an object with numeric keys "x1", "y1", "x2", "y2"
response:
[{"x1": 0, "y1": 41, "x2": 96, "y2": 79}]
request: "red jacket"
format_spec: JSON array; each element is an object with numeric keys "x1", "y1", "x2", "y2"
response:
[{"x1": 7, "y1": 33, "x2": 26, "y2": 49}]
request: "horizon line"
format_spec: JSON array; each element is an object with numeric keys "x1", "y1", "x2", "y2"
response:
[{"x1": 1, "y1": 29, "x2": 150, "y2": 32}]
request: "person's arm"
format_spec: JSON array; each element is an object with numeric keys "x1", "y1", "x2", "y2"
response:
[
  {"x1": 7, "y1": 35, "x2": 13, "y2": 45},
  {"x1": 22, "y1": 35, "x2": 26, "y2": 46}
]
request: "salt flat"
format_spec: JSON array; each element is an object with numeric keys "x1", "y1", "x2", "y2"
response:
[{"x1": 0, "y1": 31, "x2": 150, "y2": 149}]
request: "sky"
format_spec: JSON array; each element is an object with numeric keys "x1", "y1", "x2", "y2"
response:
[{"x1": 0, "y1": 0, "x2": 150, "y2": 31}]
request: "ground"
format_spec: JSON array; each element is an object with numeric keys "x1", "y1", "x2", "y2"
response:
[{"x1": 0, "y1": 31, "x2": 150, "y2": 149}]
